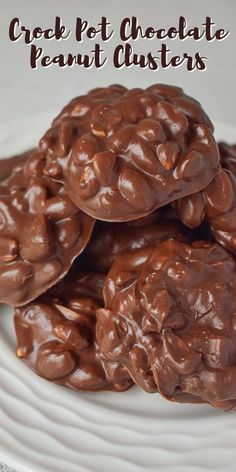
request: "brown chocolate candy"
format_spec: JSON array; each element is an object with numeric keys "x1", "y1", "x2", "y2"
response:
[
  {"x1": 177, "y1": 142, "x2": 236, "y2": 254},
  {"x1": 0, "y1": 150, "x2": 31, "y2": 182},
  {"x1": 15, "y1": 270, "x2": 132, "y2": 392},
  {"x1": 97, "y1": 240, "x2": 236, "y2": 409},
  {"x1": 82, "y1": 208, "x2": 202, "y2": 272},
  {"x1": 37, "y1": 84, "x2": 219, "y2": 222},
  {"x1": 0, "y1": 150, "x2": 94, "y2": 306}
]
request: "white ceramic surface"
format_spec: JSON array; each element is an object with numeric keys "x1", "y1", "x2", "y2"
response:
[{"x1": 0, "y1": 115, "x2": 236, "y2": 472}]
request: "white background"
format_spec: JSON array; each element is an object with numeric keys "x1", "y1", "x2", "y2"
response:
[{"x1": 0, "y1": 0, "x2": 236, "y2": 133}]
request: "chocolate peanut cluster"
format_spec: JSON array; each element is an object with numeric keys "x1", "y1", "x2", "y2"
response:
[
  {"x1": 37, "y1": 84, "x2": 219, "y2": 221},
  {"x1": 82, "y1": 208, "x2": 199, "y2": 272},
  {"x1": 177, "y1": 142, "x2": 236, "y2": 254},
  {"x1": 15, "y1": 270, "x2": 132, "y2": 391},
  {"x1": 1, "y1": 84, "x2": 236, "y2": 409},
  {"x1": 0, "y1": 150, "x2": 94, "y2": 305},
  {"x1": 97, "y1": 240, "x2": 236, "y2": 409}
]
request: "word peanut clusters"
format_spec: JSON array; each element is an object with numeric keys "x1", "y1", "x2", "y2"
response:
[{"x1": 8, "y1": 16, "x2": 229, "y2": 71}]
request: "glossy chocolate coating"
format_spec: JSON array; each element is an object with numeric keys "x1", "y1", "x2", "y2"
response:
[
  {"x1": 0, "y1": 150, "x2": 31, "y2": 181},
  {"x1": 177, "y1": 142, "x2": 236, "y2": 254},
  {"x1": 83, "y1": 208, "x2": 200, "y2": 272},
  {"x1": 0, "y1": 150, "x2": 94, "y2": 306},
  {"x1": 15, "y1": 270, "x2": 132, "y2": 392},
  {"x1": 38, "y1": 84, "x2": 219, "y2": 222},
  {"x1": 97, "y1": 240, "x2": 236, "y2": 409}
]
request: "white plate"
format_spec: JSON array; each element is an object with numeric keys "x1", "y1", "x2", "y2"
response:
[{"x1": 0, "y1": 114, "x2": 236, "y2": 472}]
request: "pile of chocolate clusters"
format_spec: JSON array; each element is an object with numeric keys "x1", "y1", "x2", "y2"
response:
[{"x1": 2, "y1": 84, "x2": 236, "y2": 410}]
